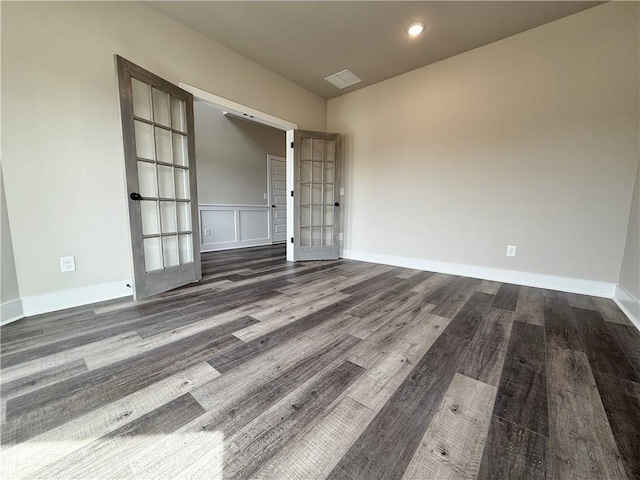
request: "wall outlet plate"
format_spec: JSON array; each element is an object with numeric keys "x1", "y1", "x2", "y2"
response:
[
  {"x1": 60, "y1": 256, "x2": 76, "y2": 272},
  {"x1": 506, "y1": 245, "x2": 517, "y2": 257}
]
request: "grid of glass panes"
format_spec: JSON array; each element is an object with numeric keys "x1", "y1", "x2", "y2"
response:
[
  {"x1": 299, "y1": 137, "x2": 336, "y2": 247},
  {"x1": 131, "y1": 78, "x2": 193, "y2": 272}
]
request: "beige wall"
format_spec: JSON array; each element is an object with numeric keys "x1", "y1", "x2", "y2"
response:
[
  {"x1": 328, "y1": 2, "x2": 639, "y2": 284},
  {"x1": 1, "y1": 1, "x2": 325, "y2": 298},
  {"x1": 195, "y1": 102, "x2": 285, "y2": 206},
  {"x1": 619, "y1": 160, "x2": 640, "y2": 299},
  {"x1": 1, "y1": 166, "x2": 20, "y2": 303}
]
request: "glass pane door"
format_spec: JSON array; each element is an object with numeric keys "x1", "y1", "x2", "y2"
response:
[
  {"x1": 131, "y1": 81, "x2": 193, "y2": 273},
  {"x1": 294, "y1": 130, "x2": 341, "y2": 261},
  {"x1": 117, "y1": 56, "x2": 201, "y2": 299}
]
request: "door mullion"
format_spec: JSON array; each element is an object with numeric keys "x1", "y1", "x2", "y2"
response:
[
  {"x1": 148, "y1": 91, "x2": 164, "y2": 271},
  {"x1": 168, "y1": 104, "x2": 180, "y2": 263}
]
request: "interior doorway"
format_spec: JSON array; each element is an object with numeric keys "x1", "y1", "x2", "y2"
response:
[
  {"x1": 180, "y1": 83, "x2": 297, "y2": 261},
  {"x1": 193, "y1": 101, "x2": 287, "y2": 254},
  {"x1": 180, "y1": 83, "x2": 343, "y2": 264}
]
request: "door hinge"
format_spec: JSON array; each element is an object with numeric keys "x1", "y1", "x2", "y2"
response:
[
  {"x1": 290, "y1": 237, "x2": 294, "y2": 243},
  {"x1": 290, "y1": 141, "x2": 294, "y2": 148},
  {"x1": 290, "y1": 190, "x2": 294, "y2": 197}
]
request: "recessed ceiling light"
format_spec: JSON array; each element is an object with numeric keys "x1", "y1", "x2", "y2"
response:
[{"x1": 407, "y1": 22, "x2": 425, "y2": 37}]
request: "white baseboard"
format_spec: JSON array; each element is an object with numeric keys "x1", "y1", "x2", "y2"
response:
[
  {"x1": 341, "y1": 249, "x2": 616, "y2": 298},
  {"x1": 5, "y1": 253, "x2": 633, "y2": 328},
  {"x1": 1, "y1": 298, "x2": 24, "y2": 326},
  {"x1": 201, "y1": 239, "x2": 273, "y2": 253},
  {"x1": 613, "y1": 284, "x2": 640, "y2": 331},
  {"x1": 20, "y1": 280, "x2": 133, "y2": 317}
]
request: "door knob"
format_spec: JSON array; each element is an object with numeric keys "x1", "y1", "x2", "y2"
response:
[
  {"x1": 272, "y1": 205, "x2": 276, "y2": 208},
  {"x1": 130, "y1": 192, "x2": 142, "y2": 201},
  {"x1": 334, "y1": 202, "x2": 340, "y2": 207}
]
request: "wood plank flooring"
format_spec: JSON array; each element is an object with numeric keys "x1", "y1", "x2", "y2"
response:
[{"x1": 1, "y1": 244, "x2": 639, "y2": 479}]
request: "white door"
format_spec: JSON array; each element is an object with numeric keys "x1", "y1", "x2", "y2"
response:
[
  {"x1": 293, "y1": 130, "x2": 341, "y2": 260},
  {"x1": 116, "y1": 56, "x2": 201, "y2": 299},
  {"x1": 269, "y1": 156, "x2": 287, "y2": 243}
]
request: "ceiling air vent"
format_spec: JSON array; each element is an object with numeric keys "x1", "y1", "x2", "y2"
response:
[{"x1": 324, "y1": 69, "x2": 362, "y2": 90}]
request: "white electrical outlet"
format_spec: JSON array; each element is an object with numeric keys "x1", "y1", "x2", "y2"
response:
[
  {"x1": 204, "y1": 229, "x2": 211, "y2": 236},
  {"x1": 339, "y1": 232, "x2": 344, "y2": 241},
  {"x1": 60, "y1": 256, "x2": 76, "y2": 272},
  {"x1": 263, "y1": 193, "x2": 268, "y2": 200},
  {"x1": 506, "y1": 245, "x2": 517, "y2": 257}
]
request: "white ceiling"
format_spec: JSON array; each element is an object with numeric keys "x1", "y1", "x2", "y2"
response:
[{"x1": 147, "y1": 1, "x2": 605, "y2": 99}]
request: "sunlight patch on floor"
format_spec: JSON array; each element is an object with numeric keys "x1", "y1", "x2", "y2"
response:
[{"x1": 1, "y1": 431, "x2": 225, "y2": 479}]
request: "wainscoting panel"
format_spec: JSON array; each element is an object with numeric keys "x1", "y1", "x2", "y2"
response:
[
  {"x1": 206, "y1": 210, "x2": 236, "y2": 244},
  {"x1": 239, "y1": 210, "x2": 270, "y2": 241},
  {"x1": 200, "y1": 205, "x2": 271, "y2": 252}
]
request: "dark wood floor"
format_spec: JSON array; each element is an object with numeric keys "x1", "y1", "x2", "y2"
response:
[{"x1": 1, "y1": 244, "x2": 639, "y2": 479}]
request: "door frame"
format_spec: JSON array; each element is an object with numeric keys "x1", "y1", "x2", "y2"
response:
[
  {"x1": 179, "y1": 83, "x2": 298, "y2": 261},
  {"x1": 266, "y1": 154, "x2": 287, "y2": 244}
]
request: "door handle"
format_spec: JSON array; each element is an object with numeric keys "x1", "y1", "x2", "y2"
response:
[
  {"x1": 334, "y1": 202, "x2": 340, "y2": 207},
  {"x1": 272, "y1": 205, "x2": 276, "y2": 208},
  {"x1": 130, "y1": 192, "x2": 142, "y2": 201}
]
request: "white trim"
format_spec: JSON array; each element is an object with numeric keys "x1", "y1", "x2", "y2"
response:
[
  {"x1": 201, "y1": 242, "x2": 272, "y2": 253},
  {"x1": 201, "y1": 240, "x2": 272, "y2": 253},
  {"x1": 20, "y1": 281, "x2": 132, "y2": 317},
  {"x1": 266, "y1": 155, "x2": 274, "y2": 243},
  {"x1": 341, "y1": 249, "x2": 616, "y2": 298},
  {"x1": 5, "y1": 252, "x2": 632, "y2": 324},
  {"x1": 179, "y1": 83, "x2": 298, "y2": 132},
  {"x1": 614, "y1": 284, "x2": 640, "y2": 331},
  {"x1": 1, "y1": 298, "x2": 24, "y2": 326},
  {"x1": 286, "y1": 130, "x2": 295, "y2": 261}
]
